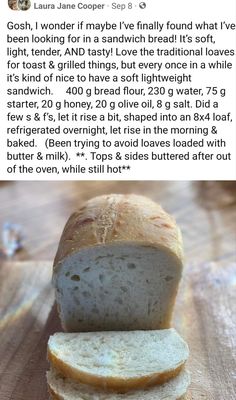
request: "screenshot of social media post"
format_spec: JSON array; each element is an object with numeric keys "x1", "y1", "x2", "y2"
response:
[
  {"x1": 1, "y1": 2, "x2": 236, "y2": 399},
  {"x1": 1, "y1": 0, "x2": 236, "y2": 179}
]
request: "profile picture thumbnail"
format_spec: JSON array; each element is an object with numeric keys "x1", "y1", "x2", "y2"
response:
[{"x1": 8, "y1": 0, "x2": 31, "y2": 10}]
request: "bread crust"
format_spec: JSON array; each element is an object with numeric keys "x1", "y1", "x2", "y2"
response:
[
  {"x1": 48, "y1": 381, "x2": 188, "y2": 400},
  {"x1": 48, "y1": 346, "x2": 185, "y2": 392},
  {"x1": 53, "y1": 194, "x2": 183, "y2": 272}
]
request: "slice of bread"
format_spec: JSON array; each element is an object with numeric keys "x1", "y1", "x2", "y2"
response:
[
  {"x1": 48, "y1": 329, "x2": 189, "y2": 391},
  {"x1": 53, "y1": 194, "x2": 183, "y2": 332},
  {"x1": 47, "y1": 368, "x2": 190, "y2": 400}
]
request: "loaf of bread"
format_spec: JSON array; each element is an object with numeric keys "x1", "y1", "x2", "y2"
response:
[
  {"x1": 47, "y1": 368, "x2": 190, "y2": 400},
  {"x1": 48, "y1": 329, "x2": 189, "y2": 391},
  {"x1": 53, "y1": 194, "x2": 183, "y2": 332}
]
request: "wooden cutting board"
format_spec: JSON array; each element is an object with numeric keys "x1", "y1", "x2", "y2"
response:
[{"x1": 0, "y1": 261, "x2": 235, "y2": 400}]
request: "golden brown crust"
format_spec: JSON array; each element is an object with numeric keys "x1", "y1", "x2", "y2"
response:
[
  {"x1": 53, "y1": 194, "x2": 183, "y2": 272},
  {"x1": 48, "y1": 381, "x2": 189, "y2": 400},
  {"x1": 49, "y1": 387, "x2": 188, "y2": 400},
  {"x1": 48, "y1": 347, "x2": 185, "y2": 392}
]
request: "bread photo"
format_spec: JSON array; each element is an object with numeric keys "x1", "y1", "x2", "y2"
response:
[
  {"x1": 52, "y1": 194, "x2": 184, "y2": 332},
  {"x1": 47, "y1": 194, "x2": 190, "y2": 399}
]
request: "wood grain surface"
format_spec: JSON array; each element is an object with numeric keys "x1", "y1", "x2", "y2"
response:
[{"x1": 0, "y1": 260, "x2": 235, "y2": 400}]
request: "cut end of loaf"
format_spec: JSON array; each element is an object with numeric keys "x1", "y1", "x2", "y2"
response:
[{"x1": 53, "y1": 243, "x2": 182, "y2": 332}]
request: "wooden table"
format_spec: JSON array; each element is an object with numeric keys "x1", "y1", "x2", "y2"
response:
[{"x1": 0, "y1": 181, "x2": 236, "y2": 399}]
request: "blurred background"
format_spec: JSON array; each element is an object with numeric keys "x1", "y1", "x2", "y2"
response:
[
  {"x1": 0, "y1": 181, "x2": 235, "y2": 400},
  {"x1": 0, "y1": 180, "x2": 235, "y2": 265}
]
